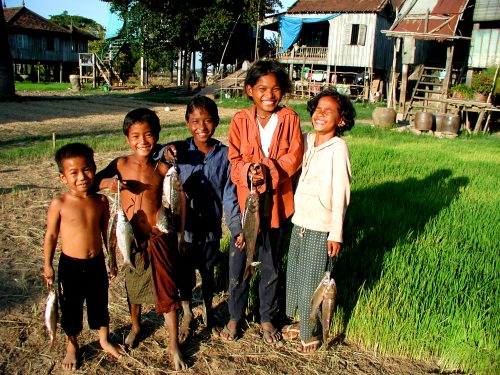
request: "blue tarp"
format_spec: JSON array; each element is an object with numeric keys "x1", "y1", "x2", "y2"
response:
[{"x1": 278, "y1": 14, "x2": 340, "y2": 53}]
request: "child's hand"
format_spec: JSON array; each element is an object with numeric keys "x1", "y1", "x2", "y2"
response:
[
  {"x1": 164, "y1": 145, "x2": 177, "y2": 163},
  {"x1": 235, "y1": 233, "x2": 244, "y2": 249},
  {"x1": 101, "y1": 177, "x2": 126, "y2": 193},
  {"x1": 43, "y1": 265, "x2": 54, "y2": 287},
  {"x1": 328, "y1": 241, "x2": 342, "y2": 257},
  {"x1": 248, "y1": 163, "x2": 264, "y2": 187}
]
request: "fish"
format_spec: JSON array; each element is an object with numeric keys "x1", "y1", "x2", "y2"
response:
[
  {"x1": 116, "y1": 209, "x2": 135, "y2": 270},
  {"x1": 242, "y1": 188, "x2": 260, "y2": 281},
  {"x1": 106, "y1": 193, "x2": 118, "y2": 272},
  {"x1": 44, "y1": 286, "x2": 58, "y2": 345},
  {"x1": 309, "y1": 271, "x2": 330, "y2": 324},
  {"x1": 321, "y1": 278, "x2": 337, "y2": 344},
  {"x1": 156, "y1": 205, "x2": 174, "y2": 234},
  {"x1": 160, "y1": 165, "x2": 186, "y2": 242}
]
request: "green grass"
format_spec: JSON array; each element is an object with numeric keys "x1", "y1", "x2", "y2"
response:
[
  {"x1": 1, "y1": 96, "x2": 498, "y2": 374},
  {"x1": 15, "y1": 81, "x2": 72, "y2": 91}
]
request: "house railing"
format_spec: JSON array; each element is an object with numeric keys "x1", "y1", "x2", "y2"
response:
[{"x1": 278, "y1": 46, "x2": 328, "y2": 60}]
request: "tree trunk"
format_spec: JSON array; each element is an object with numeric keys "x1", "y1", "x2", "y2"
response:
[
  {"x1": 183, "y1": 49, "x2": 191, "y2": 91},
  {"x1": 0, "y1": 6, "x2": 15, "y2": 100}
]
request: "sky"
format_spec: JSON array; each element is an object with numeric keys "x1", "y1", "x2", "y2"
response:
[
  {"x1": 4, "y1": 0, "x2": 296, "y2": 38},
  {"x1": 4, "y1": 0, "x2": 119, "y2": 36}
]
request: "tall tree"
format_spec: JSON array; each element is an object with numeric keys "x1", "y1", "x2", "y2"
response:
[
  {"x1": 0, "y1": 5, "x2": 15, "y2": 100},
  {"x1": 108, "y1": 0, "x2": 281, "y2": 88},
  {"x1": 49, "y1": 11, "x2": 106, "y2": 38}
]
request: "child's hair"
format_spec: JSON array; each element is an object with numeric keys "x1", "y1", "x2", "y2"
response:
[
  {"x1": 123, "y1": 108, "x2": 161, "y2": 136},
  {"x1": 307, "y1": 88, "x2": 356, "y2": 135},
  {"x1": 55, "y1": 142, "x2": 96, "y2": 173},
  {"x1": 185, "y1": 95, "x2": 219, "y2": 125},
  {"x1": 245, "y1": 59, "x2": 292, "y2": 98}
]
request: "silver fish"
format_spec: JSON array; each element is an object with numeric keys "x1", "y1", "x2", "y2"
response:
[
  {"x1": 242, "y1": 189, "x2": 260, "y2": 281},
  {"x1": 309, "y1": 271, "x2": 330, "y2": 324},
  {"x1": 321, "y1": 278, "x2": 337, "y2": 343},
  {"x1": 156, "y1": 205, "x2": 174, "y2": 233},
  {"x1": 106, "y1": 193, "x2": 118, "y2": 271},
  {"x1": 161, "y1": 166, "x2": 186, "y2": 236},
  {"x1": 116, "y1": 209, "x2": 135, "y2": 270},
  {"x1": 44, "y1": 287, "x2": 58, "y2": 345}
]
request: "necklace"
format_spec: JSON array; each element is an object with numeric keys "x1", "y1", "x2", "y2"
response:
[{"x1": 256, "y1": 113, "x2": 273, "y2": 119}]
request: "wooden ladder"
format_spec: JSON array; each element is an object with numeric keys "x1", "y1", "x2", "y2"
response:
[{"x1": 404, "y1": 66, "x2": 447, "y2": 121}]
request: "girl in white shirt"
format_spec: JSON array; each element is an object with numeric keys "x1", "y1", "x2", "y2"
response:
[{"x1": 284, "y1": 89, "x2": 355, "y2": 354}]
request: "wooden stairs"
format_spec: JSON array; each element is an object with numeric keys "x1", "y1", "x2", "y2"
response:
[
  {"x1": 404, "y1": 66, "x2": 447, "y2": 121},
  {"x1": 78, "y1": 39, "x2": 125, "y2": 87}
]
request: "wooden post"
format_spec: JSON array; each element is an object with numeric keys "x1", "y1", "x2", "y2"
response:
[
  {"x1": 441, "y1": 44, "x2": 454, "y2": 112},
  {"x1": 388, "y1": 38, "x2": 399, "y2": 109},
  {"x1": 59, "y1": 63, "x2": 63, "y2": 83},
  {"x1": 52, "y1": 133, "x2": 56, "y2": 149},
  {"x1": 399, "y1": 63, "x2": 409, "y2": 114}
]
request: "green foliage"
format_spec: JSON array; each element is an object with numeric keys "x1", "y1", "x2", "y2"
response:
[
  {"x1": 49, "y1": 11, "x2": 105, "y2": 38},
  {"x1": 108, "y1": 0, "x2": 282, "y2": 68},
  {"x1": 471, "y1": 66, "x2": 499, "y2": 95},
  {"x1": 450, "y1": 83, "x2": 474, "y2": 100}
]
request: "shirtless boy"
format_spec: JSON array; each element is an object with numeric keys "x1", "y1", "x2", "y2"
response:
[
  {"x1": 96, "y1": 108, "x2": 187, "y2": 370},
  {"x1": 43, "y1": 142, "x2": 124, "y2": 371}
]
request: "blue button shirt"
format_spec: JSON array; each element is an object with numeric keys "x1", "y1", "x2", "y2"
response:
[{"x1": 158, "y1": 138, "x2": 242, "y2": 243}]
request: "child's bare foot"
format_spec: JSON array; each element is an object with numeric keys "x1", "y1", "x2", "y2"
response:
[
  {"x1": 100, "y1": 339, "x2": 125, "y2": 360},
  {"x1": 124, "y1": 326, "x2": 140, "y2": 349},
  {"x1": 62, "y1": 338, "x2": 78, "y2": 371},
  {"x1": 170, "y1": 347, "x2": 188, "y2": 370},
  {"x1": 178, "y1": 310, "x2": 193, "y2": 344}
]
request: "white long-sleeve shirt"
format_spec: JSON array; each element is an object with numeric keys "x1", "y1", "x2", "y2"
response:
[{"x1": 292, "y1": 133, "x2": 352, "y2": 242}]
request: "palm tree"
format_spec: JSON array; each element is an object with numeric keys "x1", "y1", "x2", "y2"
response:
[{"x1": 0, "y1": 5, "x2": 15, "y2": 100}]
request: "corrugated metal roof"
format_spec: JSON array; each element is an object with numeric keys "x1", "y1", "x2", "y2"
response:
[
  {"x1": 286, "y1": 0, "x2": 391, "y2": 14},
  {"x1": 387, "y1": 0, "x2": 470, "y2": 40}
]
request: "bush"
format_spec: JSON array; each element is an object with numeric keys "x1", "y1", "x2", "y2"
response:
[
  {"x1": 471, "y1": 66, "x2": 499, "y2": 95},
  {"x1": 450, "y1": 83, "x2": 474, "y2": 100}
]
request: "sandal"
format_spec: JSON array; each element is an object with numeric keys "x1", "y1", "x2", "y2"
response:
[
  {"x1": 282, "y1": 323, "x2": 300, "y2": 341},
  {"x1": 261, "y1": 326, "x2": 282, "y2": 345},
  {"x1": 215, "y1": 323, "x2": 238, "y2": 342},
  {"x1": 297, "y1": 338, "x2": 321, "y2": 355}
]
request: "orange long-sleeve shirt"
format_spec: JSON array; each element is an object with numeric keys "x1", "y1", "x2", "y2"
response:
[{"x1": 228, "y1": 105, "x2": 304, "y2": 228}]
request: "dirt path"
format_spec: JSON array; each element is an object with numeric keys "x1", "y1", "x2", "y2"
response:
[
  {"x1": 0, "y1": 91, "x2": 238, "y2": 146},
  {"x1": 0, "y1": 91, "x2": 443, "y2": 374}
]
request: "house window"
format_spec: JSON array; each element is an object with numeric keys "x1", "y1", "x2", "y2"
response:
[{"x1": 345, "y1": 24, "x2": 367, "y2": 46}]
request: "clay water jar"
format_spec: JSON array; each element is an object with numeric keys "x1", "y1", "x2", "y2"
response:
[
  {"x1": 414, "y1": 111, "x2": 434, "y2": 131},
  {"x1": 69, "y1": 74, "x2": 81, "y2": 91},
  {"x1": 442, "y1": 114, "x2": 461, "y2": 134},
  {"x1": 372, "y1": 107, "x2": 397, "y2": 128},
  {"x1": 434, "y1": 113, "x2": 447, "y2": 132}
]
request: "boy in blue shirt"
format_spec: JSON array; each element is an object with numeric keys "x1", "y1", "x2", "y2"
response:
[{"x1": 159, "y1": 95, "x2": 242, "y2": 342}]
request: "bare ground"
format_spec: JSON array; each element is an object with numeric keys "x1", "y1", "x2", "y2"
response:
[{"x1": 0, "y1": 91, "x2": 448, "y2": 374}]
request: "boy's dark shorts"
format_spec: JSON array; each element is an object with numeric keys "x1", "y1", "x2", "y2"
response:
[{"x1": 58, "y1": 252, "x2": 110, "y2": 336}]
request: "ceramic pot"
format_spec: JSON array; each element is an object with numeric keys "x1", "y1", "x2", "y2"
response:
[
  {"x1": 441, "y1": 114, "x2": 461, "y2": 134},
  {"x1": 414, "y1": 111, "x2": 434, "y2": 131},
  {"x1": 372, "y1": 107, "x2": 396, "y2": 128},
  {"x1": 474, "y1": 92, "x2": 487, "y2": 102},
  {"x1": 434, "y1": 113, "x2": 447, "y2": 132},
  {"x1": 69, "y1": 74, "x2": 81, "y2": 91}
]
